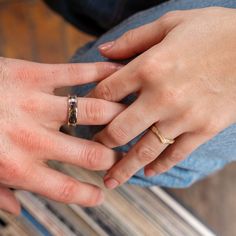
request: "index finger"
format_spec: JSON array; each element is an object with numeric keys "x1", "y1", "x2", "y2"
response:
[{"x1": 8, "y1": 58, "x2": 122, "y2": 90}]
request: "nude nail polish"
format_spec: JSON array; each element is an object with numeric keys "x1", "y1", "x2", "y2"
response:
[{"x1": 98, "y1": 41, "x2": 115, "y2": 51}]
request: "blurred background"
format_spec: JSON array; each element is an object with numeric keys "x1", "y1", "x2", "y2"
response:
[{"x1": 0, "y1": 0, "x2": 235, "y2": 235}]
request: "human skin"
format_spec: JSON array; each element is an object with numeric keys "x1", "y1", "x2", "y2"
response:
[
  {"x1": 0, "y1": 58, "x2": 124, "y2": 214},
  {"x1": 89, "y1": 7, "x2": 236, "y2": 189}
]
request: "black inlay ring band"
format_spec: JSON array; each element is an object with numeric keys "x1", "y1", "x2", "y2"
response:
[{"x1": 67, "y1": 95, "x2": 78, "y2": 126}]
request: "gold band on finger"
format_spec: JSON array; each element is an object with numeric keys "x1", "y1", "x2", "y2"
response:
[
  {"x1": 67, "y1": 95, "x2": 78, "y2": 126},
  {"x1": 150, "y1": 125, "x2": 175, "y2": 145}
]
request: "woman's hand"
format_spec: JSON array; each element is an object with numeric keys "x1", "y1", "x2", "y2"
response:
[
  {"x1": 90, "y1": 7, "x2": 236, "y2": 189},
  {"x1": 0, "y1": 57, "x2": 123, "y2": 214}
]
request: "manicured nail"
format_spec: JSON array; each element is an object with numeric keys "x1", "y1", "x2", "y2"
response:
[
  {"x1": 99, "y1": 41, "x2": 115, "y2": 51},
  {"x1": 104, "y1": 178, "x2": 119, "y2": 189},
  {"x1": 145, "y1": 169, "x2": 156, "y2": 177}
]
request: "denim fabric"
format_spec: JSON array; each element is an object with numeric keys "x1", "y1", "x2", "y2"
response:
[{"x1": 68, "y1": 0, "x2": 236, "y2": 188}]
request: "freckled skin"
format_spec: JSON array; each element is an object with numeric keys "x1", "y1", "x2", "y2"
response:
[
  {"x1": 7, "y1": 126, "x2": 52, "y2": 153},
  {"x1": 0, "y1": 57, "x2": 123, "y2": 213}
]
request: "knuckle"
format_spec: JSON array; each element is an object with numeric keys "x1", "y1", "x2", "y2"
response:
[
  {"x1": 0, "y1": 161, "x2": 24, "y2": 184},
  {"x1": 15, "y1": 67, "x2": 31, "y2": 82},
  {"x1": 159, "y1": 86, "x2": 182, "y2": 106},
  {"x1": 57, "y1": 179, "x2": 77, "y2": 203},
  {"x1": 106, "y1": 123, "x2": 129, "y2": 146},
  {"x1": 154, "y1": 162, "x2": 169, "y2": 174},
  {"x1": 138, "y1": 56, "x2": 173, "y2": 83},
  {"x1": 11, "y1": 128, "x2": 38, "y2": 150},
  {"x1": 138, "y1": 58, "x2": 158, "y2": 82},
  {"x1": 95, "y1": 83, "x2": 113, "y2": 101},
  {"x1": 134, "y1": 145, "x2": 157, "y2": 163},
  {"x1": 83, "y1": 146, "x2": 103, "y2": 170},
  {"x1": 122, "y1": 30, "x2": 136, "y2": 44},
  {"x1": 19, "y1": 97, "x2": 40, "y2": 115},
  {"x1": 7, "y1": 126, "x2": 52, "y2": 153},
  {"x1": 110, "y1": 167, "x2": 131, "y2": 182},
  {"x1": 84, "y1": 100, "x2": 105, "y2": 123},
  {"x1": 182, "y1": 108, "x2": 196, "y2": 122}
]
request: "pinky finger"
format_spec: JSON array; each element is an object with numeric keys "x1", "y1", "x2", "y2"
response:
[
  {"x1": 0, "y1": 185, "x2": 21, "y2": 215},
  {"x1": 145, "y1": 132, "x2": 208, "y2": 176},
  {"x1": 21, "y1": 166, "x2": 104, "y2": 207}
]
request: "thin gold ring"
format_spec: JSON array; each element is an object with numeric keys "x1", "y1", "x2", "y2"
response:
[{"x1": 150, "y1": 125, "x2": 175, "y2": 145}]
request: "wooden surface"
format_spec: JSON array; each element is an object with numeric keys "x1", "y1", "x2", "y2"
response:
[
  {"x1": 0, "y1": 0, "x2": 94, "y2": 63},
  {"x1": 0, "y1": 1, "x2": 235, "y2": 235}
]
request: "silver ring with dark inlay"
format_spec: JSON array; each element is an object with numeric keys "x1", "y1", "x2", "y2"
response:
[{"x1": 67, "y1": 95, "x2": 78, "y2": 126}]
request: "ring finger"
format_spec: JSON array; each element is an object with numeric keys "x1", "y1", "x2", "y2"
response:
[
  {"x1": 103, "y1": 120, "x2": 185, "y2": 188},
  {"x1": 39, "y1": 94, "x2": 125, "y2": 128}
]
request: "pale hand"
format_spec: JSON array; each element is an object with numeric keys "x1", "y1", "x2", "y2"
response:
[{"x1": 90, "y1": 7, "x2": 236, "y2": 189}]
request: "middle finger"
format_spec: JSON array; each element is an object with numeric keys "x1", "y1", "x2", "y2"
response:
[
  {"x1": 103, "y1": 120, "x2": 184, "y2": 188},
  {"x1": 94, "y1": 95, "x2": 159, "y2": 148}
]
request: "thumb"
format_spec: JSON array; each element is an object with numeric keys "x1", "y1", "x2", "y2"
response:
[
  {"x1": 98, "y1": 11, "x2": 180, "y2": 59},
  {"x1": 0, "y1": 186, "x2": 21, "y2": 215}
]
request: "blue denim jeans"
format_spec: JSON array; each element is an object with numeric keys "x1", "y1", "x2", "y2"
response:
[{"x1": 61, "y1": 0, "x2": 236, "y2": 188}]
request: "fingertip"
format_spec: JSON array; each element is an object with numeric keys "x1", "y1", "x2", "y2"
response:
[
  {"x1": 13, "y1": 196, "x2": 22, "y2": 215},
  {"x1": 13, "y1": 204, "x2": 22, "y2": 216},
  {"x1": 144, "y1": 168, "x2": 156, "y2": 177},
  {"x1": 104, "y1": 178, "x2": 119, "y2": 189},
  {"x1": 2, "y1": 202, "x2": 21, "y2": 216}
]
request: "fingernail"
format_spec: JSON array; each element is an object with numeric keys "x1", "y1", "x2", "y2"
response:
[
  {"x1": 99, "y1": 41, "x2": 115, "y2": 51},
  {"x1": 104, "y1": 178, "x2": 119, "y2": 189},
  {"x1": 145, "y1": 169, "x2": 156, "y2": 177}
]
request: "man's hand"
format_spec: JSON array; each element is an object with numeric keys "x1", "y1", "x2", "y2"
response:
[{"x1": 0, "y1": 57, "x2": 123, "y2": 214}]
